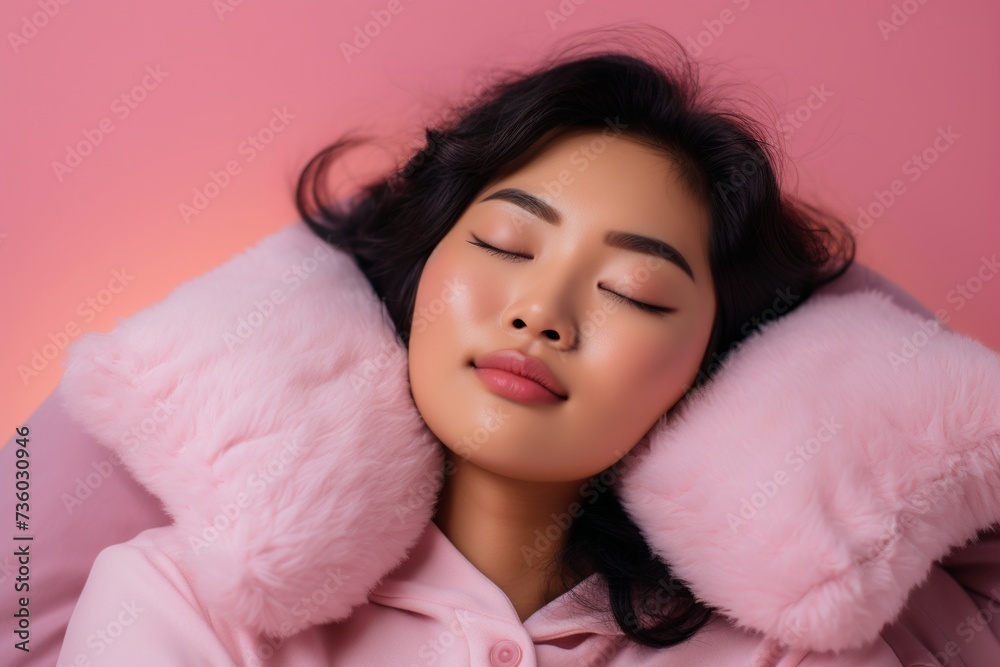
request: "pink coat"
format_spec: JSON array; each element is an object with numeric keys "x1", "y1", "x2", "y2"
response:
[{"x1": 5, "y1": 222, "x2": 998, "y2": 666}]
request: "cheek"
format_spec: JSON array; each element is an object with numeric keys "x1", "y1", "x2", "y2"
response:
[
  {"x1": 411, "y1": 244, "x2": 492, "y2": 342},
  {"x1": 408, "y1": 244, "x2": 541, "y2": 474},
  {"x1": 407, "y1": 243, "x2": 494, "y2": 420},
  {"x1": 572, "y1": 323, "x2": 711, "y2": 465},
  {"x1": 630, "y1": 350, "x2": 694, "y2": 420},
  {"x1": 596, "y1": 313, "x2": 710, "y2": 400},
  {"x1": 634, "y1": 323, "x2": 710, "y2": 396}
]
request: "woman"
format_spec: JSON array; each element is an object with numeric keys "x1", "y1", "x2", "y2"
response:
[
  {"x1": 294, "y1": 33, "x2": 853, "y2": 647},
  {"x1": 52, "y1": 29, "x2": 1000, "y2": 667}
]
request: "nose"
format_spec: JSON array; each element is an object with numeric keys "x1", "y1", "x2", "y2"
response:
[{"x1": 503, "y1": 285, "x2": 578, "y2": 351}]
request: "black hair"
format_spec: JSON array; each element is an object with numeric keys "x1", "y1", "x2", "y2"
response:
[{"x1": 294, "y1": 25, "x2": 855, "y2": 648}]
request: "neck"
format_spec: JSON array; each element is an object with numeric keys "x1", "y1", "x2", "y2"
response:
[{"x1": 431, "y1": 448, "x2": 592, "y2": 623}]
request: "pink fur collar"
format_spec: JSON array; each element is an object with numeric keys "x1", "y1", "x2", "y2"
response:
[{"x1": 58, "y1": 222, "x2": 1000, "y2": 653}]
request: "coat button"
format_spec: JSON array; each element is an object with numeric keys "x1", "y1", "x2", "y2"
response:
[{"x1": 488, "y1": 639, "x2": 522, "y2": 667}]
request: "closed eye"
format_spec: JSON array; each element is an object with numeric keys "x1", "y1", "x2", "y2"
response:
[
  {"x1": 467, "y1": 237, "x2": 530, "y2": 261},
  {"x1": 599, "y1": 287, "x2": 674, "y2": 316},
  {"x1": 467, "y1": 236, "x2": 674, "y2": 316}
]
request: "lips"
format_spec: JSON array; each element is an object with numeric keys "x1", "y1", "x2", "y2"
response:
[{"x1": 472, "y1": 349, "x2": 568, "y2": 400}]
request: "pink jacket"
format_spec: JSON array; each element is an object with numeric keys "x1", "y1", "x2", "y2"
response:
[{"x1": 6, "y1": 222, "x2": 998, "y2": 666}]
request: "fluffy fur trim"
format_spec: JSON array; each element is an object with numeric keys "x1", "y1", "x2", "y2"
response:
[
  {"x1": 619, "y1": 289, "x2": 1000, "y2": 652},
  {"x1": 58, "y1": 223, "x2": 443, "y2": 638}
]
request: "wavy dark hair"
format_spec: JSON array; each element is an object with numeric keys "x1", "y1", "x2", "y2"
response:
[{"x1": 294, "y1": 26, "x2": 855, "y2": 648}]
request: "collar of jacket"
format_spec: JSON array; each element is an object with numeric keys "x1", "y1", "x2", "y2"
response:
[
  {"x1": 368, "y1": 519, "x2": 625, "y2": 642},
  {"x1": 58, "y1": 222, "x2": 1000, "y2": 654}
]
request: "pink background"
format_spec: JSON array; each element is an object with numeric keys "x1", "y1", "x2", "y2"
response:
[{"x1": 2, "y1": 0, "x2": 998, "y2": 429}]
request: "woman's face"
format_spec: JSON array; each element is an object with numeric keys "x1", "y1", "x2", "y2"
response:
[{"x1": 408, "y1": 130, "x2": 717, "y2": 483}]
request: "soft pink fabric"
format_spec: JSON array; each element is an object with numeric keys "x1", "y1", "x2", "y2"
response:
[
  {"x1": 26, "y1": 221, "x2": 1000, "y2": 665},
  {"x1": 882, "y1": 529, "x2": 1000, "y2": 667},
  {"x1": 0, "y1": 386, "x2": 170, "y2": 667}
]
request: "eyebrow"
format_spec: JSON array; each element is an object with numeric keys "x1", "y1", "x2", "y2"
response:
[{"x1": 478, "y1": 187, "x2": 696, "y2": 282}]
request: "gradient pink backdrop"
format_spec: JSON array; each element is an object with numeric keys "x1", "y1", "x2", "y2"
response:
[{"x1": 2, "y1": 0, "x2": 998, "y2": 430}]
